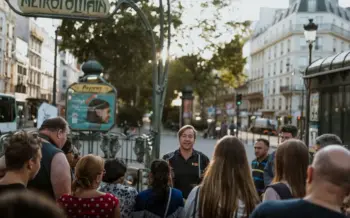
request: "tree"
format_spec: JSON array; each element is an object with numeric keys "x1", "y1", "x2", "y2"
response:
[{"x1": 58, "y1": 1, "x2": 182, "y2": 109}]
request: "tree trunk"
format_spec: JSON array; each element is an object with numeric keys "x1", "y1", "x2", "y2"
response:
[{"x1": 135, "y1": 85, "x2": 140, "y2": 107}]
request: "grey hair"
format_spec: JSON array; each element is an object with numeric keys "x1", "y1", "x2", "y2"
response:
[{"x1": 315, "y1": 134, "x2": 342, "y2": 149}]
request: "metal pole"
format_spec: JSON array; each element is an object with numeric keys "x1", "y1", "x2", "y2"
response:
[
  {"x1": 305, "y1": 43, "x2": 313, "y2": 146},
  {"x1": 52, "y1": 28, "x2": 58, "y2": 106},
  {"x1": 179, "y1": 104, "x2": 182, "y2": 129},
  {"x1": 214, "y1": 83, "x2": 218, "y2": 138},
  {"x1": 236, "y1": 104, "x2": 240, "y2": 137}
]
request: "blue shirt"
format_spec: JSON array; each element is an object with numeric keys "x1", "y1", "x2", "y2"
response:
[
  {"x1": 251, "y1": 199, "x2": 346, "y2": 218},
  {"x1": 134, "y1": 188, "x2": 184, "y2": 217},
  {"x1": 252, "y1": 155, "x2": 269, "y2": 195}
]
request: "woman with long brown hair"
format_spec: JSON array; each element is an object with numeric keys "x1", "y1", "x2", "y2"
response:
[
  {"x1": 58, "y1": 154, "x2": 121, "y2": 218},
  {"x1": 183, "y1": 136, "x2": 260, "y2": 218},
  {"x1": 263, "y1": 139, "x2": 309, "y2": 201}
]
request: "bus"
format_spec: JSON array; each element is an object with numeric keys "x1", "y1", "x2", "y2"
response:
[{"x1": 0, "y1": 93, "x2": 17, "y2": 134}]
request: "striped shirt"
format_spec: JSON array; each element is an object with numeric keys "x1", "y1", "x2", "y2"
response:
[{"x1": 252, "y1": 155, "x2": 269, "y2": 196}]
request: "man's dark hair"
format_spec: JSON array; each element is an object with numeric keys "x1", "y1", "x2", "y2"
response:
[
  {"x1": 87, "y1": 99, "x2": 110, "y2": 123},
  {"x1": 102, "y1": 159, "x2": 127, "y2": 183},
  {"x1": 256, "y1": 138, "x2": 270, "y2": 147},
  {"x1": 61, "y1": 139, "x2": 73, "y2": 154},
  {"x1": 39, "y1": 117, "x2": 68, "y2": 132},
  {"x1": 315, "y1": 134, "x2": 342, "y2": 149},
  {"x1": 4, "y1": 131, "x2": 41, "y2": 170},
  {"x1": 0, "y1": 190, "x2": 65, "y2": 218},
  {"x1": 281, "y1": 124, "x2": 298, "y2": 137}
]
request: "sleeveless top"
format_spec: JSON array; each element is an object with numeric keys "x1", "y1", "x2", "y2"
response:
[{"x1": 27, "y1": 134, "x2": 62, "y2": 199}]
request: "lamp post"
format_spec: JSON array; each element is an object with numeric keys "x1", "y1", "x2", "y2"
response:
[
  {"x1": 214, "y1": 74, "x2": 220, "y2": 138},
  {"x1": 303, "y1": 19, "x2": 318, "y2": 145},
  {"x1": 171, "y1": 90, "x2": 182, "y2": 129},
  {"x1": 52, "y1": 27, "x2": 58, "y2": 106}
]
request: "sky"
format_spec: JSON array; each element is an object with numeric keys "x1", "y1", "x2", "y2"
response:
[{"x1": 33, "y1": 0, "x2": 350, "y2": 57}]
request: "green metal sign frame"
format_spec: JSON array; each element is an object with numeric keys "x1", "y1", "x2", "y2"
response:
[{"x1": 5, "y1": 0, "x2": 171, "y2": 160}]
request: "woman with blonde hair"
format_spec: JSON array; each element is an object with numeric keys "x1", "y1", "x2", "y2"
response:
[
  {"x1": 58, "y1": 154, "x2": 120, "y2": 218},
  {"x1": 263, "y1": 139, "x2": 309, "y2": 201},
  {"x1": 183, "y1": 136, "x2": 260, "y2": 218}
]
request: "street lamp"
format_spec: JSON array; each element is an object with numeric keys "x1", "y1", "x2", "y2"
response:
[
  {"x1": 171, "y1": 91, "x2": 182, "y2": 129},
  {"x1": 214, "y1": 74, "x2": 220, "y2": 138},
  {"x1": 303, "y1": 19, "x2": 318, "y2": 145}
]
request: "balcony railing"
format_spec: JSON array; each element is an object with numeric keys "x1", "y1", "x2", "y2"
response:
[{"x1": 280, "y1": 84, "x2": 304, "y2": 94}]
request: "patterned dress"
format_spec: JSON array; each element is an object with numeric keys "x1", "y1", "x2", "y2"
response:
[
  {"x1": 99, "y1": 182, "x2": 138, "y2": 218},
  {"x1": 58, "y1": 193, "x2": 119, "y2": 218}
]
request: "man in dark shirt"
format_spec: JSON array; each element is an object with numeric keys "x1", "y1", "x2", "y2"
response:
[
  {"x1": 162, "y1": 125, "x2": 210, "y2": 199},
  {"x1": 0, "y1": 131, "x2": 42, "y2": 194},
  {"x1": 252, "y1": 138, "x2": 270, "y2": 197},
  {"x1": 251, "y1": 145, "x2": 350, "y2": 218}
]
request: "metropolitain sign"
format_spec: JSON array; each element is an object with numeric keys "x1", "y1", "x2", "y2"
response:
[{"x1": 18, "y1": 0, "x2": 110, "y2": 18}]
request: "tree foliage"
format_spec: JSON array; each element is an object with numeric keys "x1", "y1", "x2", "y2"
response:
[{"x1": 58, "y1": 0, "x2": 182, "y2": 109}]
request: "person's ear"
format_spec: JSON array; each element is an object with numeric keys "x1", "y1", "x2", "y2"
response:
[{"x1": 306, "y1": 166, "x2": 313, "y2": 184}]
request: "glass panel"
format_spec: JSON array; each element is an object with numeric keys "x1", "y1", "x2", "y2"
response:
[
  {"x1": 344, "y1": 86, "x2": 350, "y2": 145},
  {"x1": 307, "y1": 58, "x2": 325, "y2": 72},
  {"x1": 331, "y1": 88, "x2": 342, "y2": 137},
  {"x1": 320, "y1": 92, "x2": 330, "y2": 134},
  {"x1": 344, "y1": 52, "x2": 350, "y2": 67},
  {"x1": 319, "y1": 54, "x2": 338, "y2": 71},
  {"x1": 332, "y1": 51, "x2": 350, "y2": 69}
]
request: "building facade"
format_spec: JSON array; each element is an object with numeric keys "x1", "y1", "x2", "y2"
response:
[
  {"x1": 0, "y1": 1, "x2": 16, "y2": 94},
  {"x1": 57, "y1": 50, "x2": 82, "y2": 116},
  {"x1": 248, "y1": 0, "x2": 350, "y2": 126}
]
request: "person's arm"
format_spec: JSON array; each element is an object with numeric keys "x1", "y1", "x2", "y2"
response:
[
  {"x1": 182, "y1": 186, "x2": 199, "y2": 218},
  {"x1": 114, "y1": 204, "x2": 121, "y2": 218},
  {"x1": 0, "y1": 155, "x2": 5, "y2": 178},
  {"x1": 51, "y1": 152, "x2": 71, "y2": 199},
  {"x1": 263, "y1": 154, "x2": 274, "y2": 187}
]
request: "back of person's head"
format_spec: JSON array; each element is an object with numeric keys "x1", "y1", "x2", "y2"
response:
[
  {"x1": 315, "y1": 134, "x2": 342, "y2": 151},
  {"x1": 72, "y1": 154, "x2": 104, "y2": 192},
  {"x1": 280, "y1": 124, "x2": 298, "y2": 137},
  {"x1": 0, "y1": 190, "x2": 65, "y2": 218},
  {"x1": 200, "y1": 136, "x2": 259, "y2": 218},
  {"x1": 39, "y1": 117, "x2": 68, "y2": 133},
  {"x1": 4, "y1": 131, "x2": 41, "y2": 171},
  {"x1": 310, "y1": 145, "x2": 350, "y2": 196},
  {"x1": 274, "y1": 139, "x2": 309, "y2": 198},
  {"x1": 150, "y1": 159, "x2": 170, "y2": 200},
  {"x1": 103, "y1": 159, "x2": 127, "y2": 183}
]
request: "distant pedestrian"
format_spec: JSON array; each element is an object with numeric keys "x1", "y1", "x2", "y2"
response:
[
  {"x1": 0, "y1": 131, "x2": 42, "y2": 194},
  {"x1": 252, "y1": 138, "x2": 270, "y2": 198},
  {"x1": 162, "y1": 125, "x2": 209, "y2": 199},
  {"x1": 264, "y1": 124, "x2": 298, "y2": 186},
  {"x1": 263, "y1": 139, "x2": 309, "y2": 201},
  {"x1": 132, "y1": 159, "x2": 184, "y2": 218},
  {"x1": 183, "y1": 136, "x2": 260, "y2": 218},
  {"x1": 251, "y1": 145, "x2": 350, "y2": 218}
]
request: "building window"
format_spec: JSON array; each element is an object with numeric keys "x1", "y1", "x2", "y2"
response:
[
  {"x1": 61, "y1": 93, "x2": 65, "y2": 101},
  {"x1": 62, "y1": 80, "x2": 67, "y2": 89},
  {"x1": 287, "y1": 39, "x2": 291, "y2": 52},
  {"x1": 273, "y1": 80, "x2": 276, "y2": 94},
  {"x1": 315, "y1": 37, "x2": 322, "y2": 50},
  {"x1": 341, "y1": 41, "x2": 345, "y2": 52},
  {"x1": 281, "y1": 42, "x2": 284, "y2": 55},
  {"x1": 286, "y1": 58, "x2": 290, "y2": 72},
  {"x1": 279, "y1": 98, "x2": 282, "y2": 110},
  {"x1": 63, "y1": 70, "x2": 67, "y2": 77},
  {"x1": 268, "y1": 64, "x2": 271, "y2": 77},
  {"x1": 333, "y1": 38, "x2": 337, "y2": 53},
  {"x1": 308, "y1": 0, "x2": 317, "y2": 12},
  {"x1": 268, "y1": 48, "x2": 271, "y2": 60},
  {"x1": 273, "y1": 63, "x2": 276, "y2": 75},
  {"x1": 274, "y1": 46, "x2": 277, "y2": 58},
  {"x1": 280, "y1": 60, "x2": 284, "y2": 74},
  {"x1": 272, "y1": 98, "x2": 275, "y2": 110}
]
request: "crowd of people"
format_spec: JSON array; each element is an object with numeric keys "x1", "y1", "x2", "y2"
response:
[{"x1": 0, "y1": 118, "x2": 349, "y2": 218}]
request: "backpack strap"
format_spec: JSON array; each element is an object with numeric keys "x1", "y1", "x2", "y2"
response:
[
  {"x1": 192, "y1": 187, "x2": 200, "y2": 217},
  {"x1": 267, "y1": 183, "x2": 293, "y2": 200}
]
